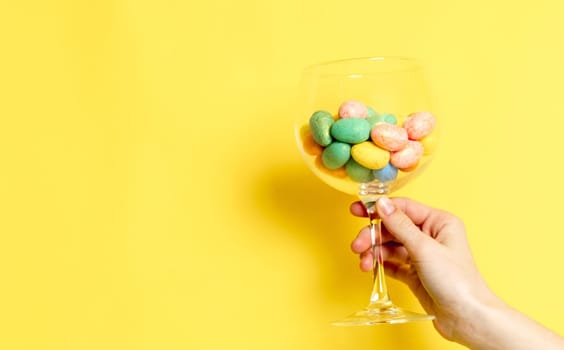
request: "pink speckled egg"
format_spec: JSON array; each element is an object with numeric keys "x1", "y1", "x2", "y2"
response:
[
  {"x1": 338, "y1": 100, "x2": 368, "y2": 118},
  {"x1": 403, "y1": 112, "x2": 436, "y2": 140},
  {"x1": 370, "y1": 123, "x2": 409, "y2": 152},
  {"x1": 390, "y1": 141, "x2": 424, "y2": 169}
]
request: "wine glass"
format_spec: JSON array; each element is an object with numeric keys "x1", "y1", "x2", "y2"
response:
[{"x1": 294, "y1": 56, "x2": 439, "y2": 325}]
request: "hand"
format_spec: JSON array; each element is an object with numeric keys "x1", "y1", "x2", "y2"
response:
[
  {"x1": 350, "y1": 197, "x2": 564, "y2": 349},
  {"x1": 350, "y1": 196, "x2": 494, "y2": 341}
]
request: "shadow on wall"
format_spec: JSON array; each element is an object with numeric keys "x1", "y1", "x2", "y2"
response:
[{"x1": 253, "y1": 162, "x2": 364, "y2": 297}]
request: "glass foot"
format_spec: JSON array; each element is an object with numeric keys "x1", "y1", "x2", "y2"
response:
[{"x1": 331, "y1": 305, "x2": 434, "y2": 326}]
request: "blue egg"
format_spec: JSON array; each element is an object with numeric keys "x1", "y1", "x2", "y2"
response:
[{"x1": 373, "y1": 163, "x2": 398, "y2": 182}]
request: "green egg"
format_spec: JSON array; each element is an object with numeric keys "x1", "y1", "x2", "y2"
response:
[
  {"x1": 345, "y1": 158, "x2": 375, "y2": 183},
  {"x1": 382, "y1": 113, "x2": 397, "y2": 125},
  {"x1": 321, "y1": 142, "x2": 351, "y2": 170},
  {"x1": 330, "y1": 118, "x2": 370, "y2": 144},
  {"x1": 367, "y1": 113, "x2": 397, "y2": 128},
  {"x1": 309, "y1": 110, "x2": 334, "y2": 147},
  {"x1": 366, "y1": 115, "x2": 380, "y2": 128},
  {"x1": 367, "y1": 106, "x2": 379, "y2": 119}
]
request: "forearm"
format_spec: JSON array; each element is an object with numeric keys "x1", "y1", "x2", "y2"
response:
[{"x1": 456, "y1": 296, "x2": 564, "y2": 350}]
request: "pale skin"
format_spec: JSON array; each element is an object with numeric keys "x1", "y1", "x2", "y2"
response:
[{"x1": 350, "y1": 196, "x2": 564, "y2": 350}]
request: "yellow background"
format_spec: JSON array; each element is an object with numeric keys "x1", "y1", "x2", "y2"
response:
[{"x1": 1, "y1": 1, "x2": 563, "y2": 349}]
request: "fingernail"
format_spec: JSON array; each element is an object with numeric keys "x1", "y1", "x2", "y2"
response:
[{"x1": 377, "y1": 196, "x2": 395, "y2": 216}]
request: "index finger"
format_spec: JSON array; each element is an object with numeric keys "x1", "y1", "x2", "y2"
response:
[{"x1": 349, "y1": 201, "x2": 368, "y2": 217}]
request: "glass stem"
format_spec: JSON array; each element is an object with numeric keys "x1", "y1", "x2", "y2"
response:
[{"x1": 367, "y1": 211, "x2": 392, "y2": 308}]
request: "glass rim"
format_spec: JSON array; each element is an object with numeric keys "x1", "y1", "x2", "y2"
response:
[{"x1": 302, "y1": 56, "x2": 423, "y2": 74}]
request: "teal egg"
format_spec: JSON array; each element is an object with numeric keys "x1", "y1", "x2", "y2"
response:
[
  {"x1": 367, "y1": 113, "x2": 397, "y2": 127},
  {"x1": 309, "y1": 110, "x2": 334, "y2": 146},
  {"x1": 366, "y1": 115, "x2": 380, "y2": 128},
  {"x1": 330, "y1": 118, "x2": 370, "y2": 144},
  {"x1": 367, "y1": 106, "x2": 379, "y2": 119},
  {"x1": 321, "y1": 142, "x2": 351, "y2": 170},
  {"x1": 382, "y1": 113, "x2": 397, "y2": 125},
  {"x1": 345, "y1": 158, "x2": 375, "y2": 183}
]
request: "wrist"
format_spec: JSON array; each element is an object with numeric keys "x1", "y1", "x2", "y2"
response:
[
  {"x1": 452, "y1": 291, "x2": 564, "y2": 350},
  {"x1": 451, "y1": 291, "x2": 506, "y2": 349}
]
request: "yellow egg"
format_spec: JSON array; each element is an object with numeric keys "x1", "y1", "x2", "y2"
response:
[{"x1": 351, "y1": 142, "x2": 390, "y2": 170}]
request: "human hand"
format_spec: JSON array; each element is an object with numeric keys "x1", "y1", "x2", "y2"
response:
[{"x1": 350, "y1": 197, "x2": 496, "y2": 343}]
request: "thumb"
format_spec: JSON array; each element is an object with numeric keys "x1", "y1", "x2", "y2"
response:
[{"x1": 376, "y1": 196, "x2": 427, "y2": 255}]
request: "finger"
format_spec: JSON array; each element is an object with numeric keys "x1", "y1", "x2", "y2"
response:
[
  {"x1": 359, "y1": 250, "x2": 373, "y2": 272},
  {"x1": 383, "y1": 261, "x2": 420, "y2": 291},
  {"x1": 351, "y1": 197, "x2": 439, "y2": 224},
  {"x1": 351, "y1": 227, "x2": 371, "y2": 253},
  {"x1": 389, "y1": 197, "x2": 463, "y2": 240},
  {"x1": 358, "y1": 243, "x2": 410, "y2": 272},
  {"x1": 377, "y1": 196, "x2": 432, "y2": 256},
  {"x1": 351, "y1": 226, "x2": 399, "y2": 254},
  {"x1": 391, "y1": 198, "x2": 469, "y2": 253},
  {"x1": 349, "y1": 201, "x2": 368, "y2": 217},
  {"x1": 352, "y1": 198, "x2": 449, "y2": 240},
  {"x1": 382, "y1": 243, "x2": 410, "y2": 263},
  {"x1": 387, "y1": 197, "x2": 437, "y2": 227},
  {"x1": 383, "y1": 261, "x2": 433, "y2": 313}
]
